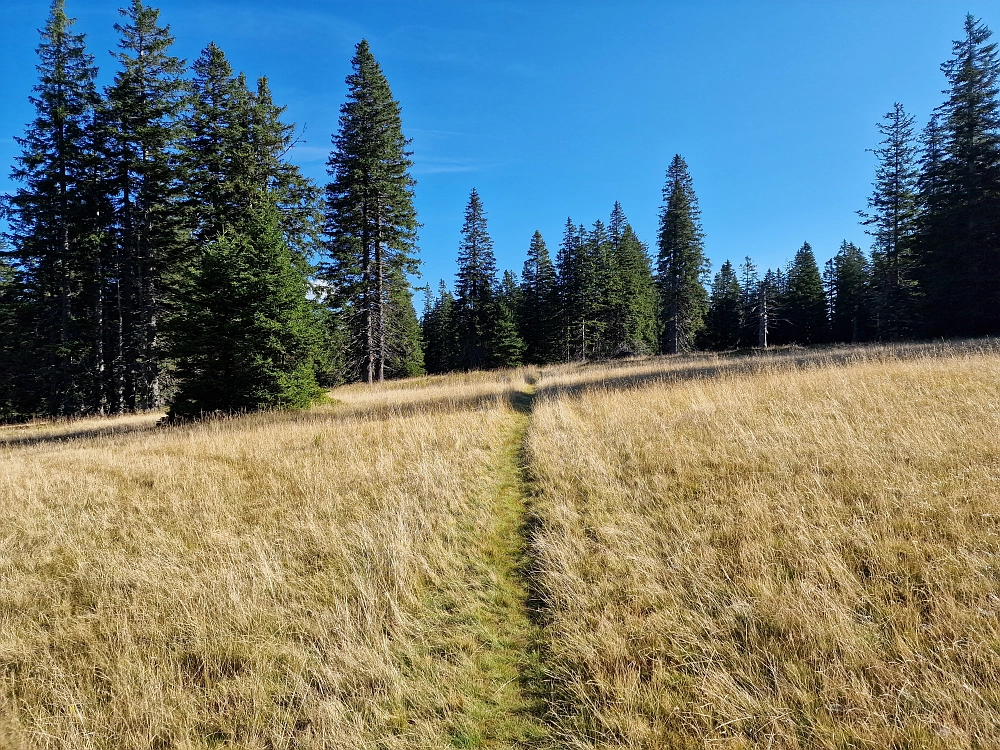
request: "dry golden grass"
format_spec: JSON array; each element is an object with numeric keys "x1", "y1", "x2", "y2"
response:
[
  {"x1": 0, "y1": 369, "x2": 544, "y2": 748},
  {"x1": 527, "y1": 344, "x2": 1000, "y2": 748}
]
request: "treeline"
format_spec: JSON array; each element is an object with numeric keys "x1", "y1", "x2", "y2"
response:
[
  {"x1": 422, "y1": 14, "x2": 1000, "y2": 370},
  {"x1": 2, "y1": 3, "x2": 999, "y2": 418},
  {"x1": 0, "y1": 1, "x2": 423, "y2": 419}
]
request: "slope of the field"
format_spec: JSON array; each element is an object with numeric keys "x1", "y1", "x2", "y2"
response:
[
  {"x1": 527, "y1": 344, "x2": 1000, "y2": 749},
  {"x1": 0, "y1": 370, "x2": 546, "y2": 749}
]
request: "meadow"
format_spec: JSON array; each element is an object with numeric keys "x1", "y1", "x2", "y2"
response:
[{"x1": 2, "y1": 342, "x2": 1000, "y2": 748}]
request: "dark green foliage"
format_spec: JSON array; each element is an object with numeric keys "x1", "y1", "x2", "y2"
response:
[
  {"x1": 703, "y1": 259, "x2": 742, "y2": 350},
  {"x1": 421, "y1": 281, "x2": 459, "y2": 374},
  {"x1": 555, "y1": 218, "x2": 600, "y2": 360},
  {"x1": 518, "y1": 231, "x2": 558, "y2": 364},
  {"x1": 4, "y1": 0, "x2": 102, "y2": 415},
  {"x1": 455, "y1": 188, "x2": 498, "y2": 370},
  {"x1": 860, "y1": 104, "x2": 921, "y2": 337},
  {"x1": 738, "y1": 257, "x2": 761, "y2": 347},
  {"x1": 657, "y1": 155, "x2": 708, "y2": 353},
  {"x1": 918, "y1": 16, "x2": 1000, "y2": 336},
  {"x1": 386, "y1": 268, "x2": 425, "y2": 378},
  {"x1": 322, "y1": 39, "x2": 419, "y2": 383},
  {"x1": 782, "y1": 242, "x2": 829, "y2": 344},
  {"x1": 167, "y1": 198, "x2": 323, "y2": 419},
  {"x1": 104, "y1": 0, "x2": 188, "y2": 411},
  {"x1": 825, "y1": 241, "x2": 871, "y2": 343},
  {"x1": 604, "y1": 204, "x2": 658, "y2": 356},
  {"x1": 488, "y1": 270, "x2": 525, "y2": 368}
]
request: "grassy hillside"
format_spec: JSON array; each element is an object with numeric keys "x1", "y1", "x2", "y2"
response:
[{"x1": 2, "y1": 342, "x2": 1000, "y2": 748}]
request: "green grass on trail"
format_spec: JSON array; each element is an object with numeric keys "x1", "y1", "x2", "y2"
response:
[{"x1": 391, "y1": 386, "x2": 550, "y2": 748}]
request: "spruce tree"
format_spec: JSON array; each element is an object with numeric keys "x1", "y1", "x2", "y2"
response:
[
  {"x1": 167, "y1": 196, "x2": 322, "y2": 419},
  {"x1": 385, "y1": 268, "x2": 424, "y2": 378},
  {"x1": 105, "y1": 0, "x2": 187, "y2": 411},
  {"x1": 555, "y1": 218, "x2": 599, "y2": 360},
  {"x1": 738, "y1": 256, "x2": 760, "y2": 347},
  {"x1": 919, "y1": 15, "x2": 1000, "y2": 335},
  {"x1": 5, "y1": 0, "x2": 102, "y2": 414},
  {"x1": 783, "y1": 242, "x2": 829, "y2": 344},
  {"x1": 488, "y1": 270, "x2": 525, "y2": 368},
  {"x1": 859, "y1": 103, "x2": 921, "y2": 337},
  {"x1": 421, "y1": 281, "x2": 458, "y2": 374},
  {"x1": 703, "y1": 259, "x2": 742, "y2": 350},
  {"x1": 518, "y1": 231, "x2": 557, "y2": 363},
  {"x1": 605, "y1": 205, "x2": 657, "y2": 356},
  {"x1": 657, "y1": 154, "x2": 708, "y2": 353},
  {"x1": 826, "y1": 240, "x2": 871, "y2": 343},
  {"x1": 322, "y1": 40, "x2": 419, "y2": 383},
  {"x1": 454, "y1": 188, "x2": 497, "y2": 370}
]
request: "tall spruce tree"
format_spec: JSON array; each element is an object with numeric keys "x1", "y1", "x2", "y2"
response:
[
  {"x1": 518, "y1": 231, "x2": 557, "y2": 363},
  {"x1": 657, "y1": 154, "x2": 708, "y2": 353},
  {"x1": 860, "y1": 103, "x2": 921, "y2": 337},
  {"x1": 738, "y1": 256, "x2": 760, "y2": 347},
  {"x1": 5, "y1": 0, "x2": 102, "y2": 414},
  {"x1": 919, "y1": 15, "x2": 1000, "y2": 335},
  {"x1": 703, "y1": 259, "x2": 742, "y2": 350},
  {"x1": 454, "y1": 188, "x2": 498, "y2": 370},
  {"x1": 322, "y1": 40, "x2": 419, "y2": 383},
  {"x1": 783, "y1": 242, "x2": 829, "y2": 344},
  {"x1": 105, "y1": 0, "x2": 187, "y2": 411}
]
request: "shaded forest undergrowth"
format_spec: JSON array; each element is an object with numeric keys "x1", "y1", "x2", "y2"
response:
[{"x1": 3, "y1": 339, "x2": 1000, "y2": 748}]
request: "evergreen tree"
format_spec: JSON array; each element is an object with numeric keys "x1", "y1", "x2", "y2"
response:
[
  {"x1": 604, "y1": 206, "x2": 657, "y2": 356},
  {"x1": 167, "y1": 196, "x2": 323, "y2": 419},
  {"x1": 454, "y1": 188, "x2": 497, "y2": 370},
  {"x1": 859, "y1": 103, "x2": 921, "y2": 337},
  {"x1": 918, "y1": 15, "x2": 1000, "y2": 335},
  {"x1": 488, "y1": 270, "x2": 525, "y2": 368},
  {"x1": 105, "y1": 0, "x2": 187, "y2": 411},
  {"x1": 322, "y1": 39, "x2": 419, "y2": 383},
  {"x1": 657, "y1": 154, "x2": 708, "y2": 353},
  {"x1": 385, "y1": 267, "x2": 424, "y2": 378},
  {"x1": 738, "y1": 256, "x2": 760, "y2": 347},
  {"x1": 5, "y1": 0, "x2": 102, "y2": 414},
  {"x1": 518, "y1": 230, "x2": 557, "y2": 363},
  {"x1": 421, "y1": 281, "x2": 458, "y2": 374},
  {"x1": 783, "y1": 242, "x2": 829, "y2": 344},
  {"x1": 825, "y1": 240, "x2": 871, "y2": 343},
  {"x1": 555, "y1": 218, "x2": 599, "y2": 360},
  {"x1": 703, "y1": 259, "x2": 742, "y2": 350}
]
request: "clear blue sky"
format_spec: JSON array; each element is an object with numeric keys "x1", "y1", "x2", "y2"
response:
[{"x1": 2, "y1": 0, "x2": 997, "y2": 296}]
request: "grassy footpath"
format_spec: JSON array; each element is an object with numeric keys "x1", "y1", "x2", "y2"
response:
[{"x1": 394, "y1": 384, "x2": 549, "y2": 748}]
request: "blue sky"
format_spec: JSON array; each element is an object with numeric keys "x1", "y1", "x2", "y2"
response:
[{"x1": 2, "y1": 0, "x2": 997, "y2": 297}]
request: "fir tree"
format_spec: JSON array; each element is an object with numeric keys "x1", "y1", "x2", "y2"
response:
[
  {"x1": 454, "y1": 188, "x2": 497, "y2": 370},
  {"x1": 738, "y1": 256, "x2": 760, "y2": 347},
  {"x1": 783, "y1": 242, "x2": 829, "y2": 344},
  {"x1": 604, "y1": 206, "x2": 657, "y2": 356},
  {"x1": 5, "y1": 0, "x2": 102, "y2": 414},
  {"x1": 167, "y1": 196, "x2": 322, "y2": 419},
  {"x1": 555, "y1": 218, "x2": 599, "y2": 360},
  {"x1": 703, "y1": 259, "x2": 742, "y2": 350},
  {"x1": 859, "y1": 103, "x2": 920, "y2": 337},
  {"x1": 919, "y1": 15, "x2": 1000, "y2": 335},
  {"x1": 105, "y1": 0, "x2": 187, "y2": 411},
  {"x1": 322, "y1": 40, "x2": 419, "y2": 383},
  {"x1": 657, "y1": 154, "x2": 708, "y2": 353},
  {"x1": 421, "y1": 281, "x2": 458, "y2": 374},
  {"x1": 488, "y1": 270, "x2": 525, "y2": 368},
  {"x1": 385, "y1": 267, "x2": 424, "y2": 378},
  {"x1": 518, "y1": 230, "x2": 557, "y2": 363},
  {"x1": 825, "y1": 240, "x2": 870, "y2": 343}
]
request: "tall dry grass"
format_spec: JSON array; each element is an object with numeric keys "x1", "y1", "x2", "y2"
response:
[
  {"x1": 0, "y1": 368, "x2": 543, "y2": 748},
  {"x1": 527, "y1": 346, "x2": 1000, "y2": 748}
]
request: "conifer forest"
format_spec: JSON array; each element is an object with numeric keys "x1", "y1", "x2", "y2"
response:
[{"x1": 1, "y1": 2, "x2": 999, "y2": 420}]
